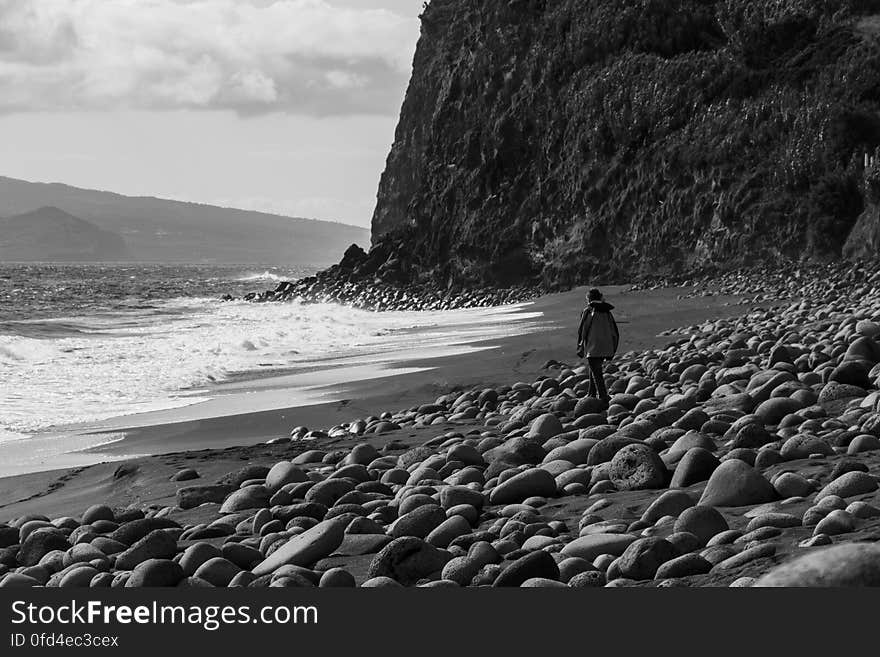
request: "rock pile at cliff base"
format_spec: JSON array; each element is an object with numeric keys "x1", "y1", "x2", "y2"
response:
[{"x1": 229, "y1": 244, "x2": 540, "y2": 311}]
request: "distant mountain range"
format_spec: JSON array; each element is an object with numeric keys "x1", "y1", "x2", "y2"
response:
[
  {"x1": 0, "y1": 207, "x2": 130, "y2": 262},
  {"x1": 0, "y1": 176, "x2": 369, "y2": 265}
]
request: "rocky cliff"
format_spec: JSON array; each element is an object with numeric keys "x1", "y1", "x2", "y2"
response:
[{"x1": 370, "y1": 0, "x2": 880, "y2": 289}]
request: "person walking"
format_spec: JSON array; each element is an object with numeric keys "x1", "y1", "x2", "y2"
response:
[{"x1": 576, "y1": 288, "x2": 620, "y2": 403}]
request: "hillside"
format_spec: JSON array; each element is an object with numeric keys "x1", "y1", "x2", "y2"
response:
[
  {"x1": 368, "y1": 0, "x2": 880, "y2": 289},
  {"x1": 0, "y1": 177, "x2": 369, "y2": 265},
  {"x1": 0, "y1": 207, "x2": 130, "y2": 262}
]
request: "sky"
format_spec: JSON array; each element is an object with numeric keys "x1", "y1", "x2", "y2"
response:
[{"x1": 0, "y1": 0, "x2": 426, "y2": 228}]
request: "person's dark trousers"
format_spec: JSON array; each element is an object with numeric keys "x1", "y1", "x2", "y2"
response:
[{"x1": 587, "y1": 357, "x2": 610, "y2": 401}]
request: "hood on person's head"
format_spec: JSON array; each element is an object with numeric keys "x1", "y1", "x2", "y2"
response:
[{"x1": 586, "y1": 288, "x2": 613, "y2": 311}]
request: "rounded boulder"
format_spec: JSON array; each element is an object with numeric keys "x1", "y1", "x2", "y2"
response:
[
  {"x1": 755, "y1": 543, "x2": 880, "y2": 586},
  {"x1": 489, "y1": 468, "x2": 557, "y2": 505},
  {"x1": 698, "y1": 459, "x2": 777, "y2": 507},
  {"x1": 608, "y1": 444, "x2": 668, "y2": 491}
]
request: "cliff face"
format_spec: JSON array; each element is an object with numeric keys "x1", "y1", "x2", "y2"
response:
[
  {"x1": 372, "y1": 0, "x2": 880, "y2": 288},
  {"x1": 845, "y1": 149, "x2": 880, "y2": 259}
]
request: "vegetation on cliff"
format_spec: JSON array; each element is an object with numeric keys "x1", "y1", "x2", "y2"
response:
[{"x1": 370, "y1": 0, "x2": 880, "y2": 289}]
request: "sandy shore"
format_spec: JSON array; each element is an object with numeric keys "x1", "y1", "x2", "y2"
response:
[
  {"x1": 82, "y1": 284, "x2": 753, "y2": 454},
  {"x1": 0, "y1": 284, "x2": 755, "y2": 520}
]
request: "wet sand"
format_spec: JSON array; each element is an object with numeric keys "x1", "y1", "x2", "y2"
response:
[{"x1": 0, "y1": 284, "x2": 757, "y2": 521}]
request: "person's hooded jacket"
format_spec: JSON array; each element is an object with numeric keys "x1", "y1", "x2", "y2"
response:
[{"x1": 577, "y1": 300, "x2": 620, "y2": 358}]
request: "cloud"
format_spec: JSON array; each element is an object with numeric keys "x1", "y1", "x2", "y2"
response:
[{"x1": 0, "y1": 0, "x2": 419, "y2": 116}]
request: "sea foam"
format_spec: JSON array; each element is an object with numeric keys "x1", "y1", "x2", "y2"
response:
[
  {"x1": 0, "y1": 298, "x2": 543, "y2": 438},
  {"x1": 236, "y1": 271, "x2": 287, "y2": 283}
]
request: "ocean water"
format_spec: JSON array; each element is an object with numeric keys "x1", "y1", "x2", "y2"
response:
[
  {"x1": 0, "y1": 264, "x2": 311, "y2": 440},
  {"x1": 0, "y1": 264, "x2": 543, "y2": 449},
  {"x1": 0, "y1": 263, "x2": 302, "y2": 324}
]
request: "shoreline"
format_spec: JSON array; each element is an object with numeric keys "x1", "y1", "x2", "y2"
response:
[
  {"x1": 7, "y1": 264, "x2": 871, "y2": 589},
  {"x1": 0, "y1": 300, "x2": 550, "y2": 478},
  {"x1": 0, "y1": 283, "x2": 760, "y2": 519}
]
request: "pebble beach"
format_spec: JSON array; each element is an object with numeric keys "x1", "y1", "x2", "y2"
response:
[{"x1": 3, "y1": 261, "x2": 880, "y2": 588}]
